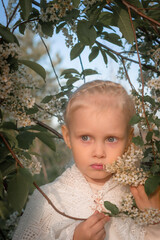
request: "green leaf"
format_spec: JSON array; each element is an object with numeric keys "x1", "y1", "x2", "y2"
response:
[
  {"x1": 82, "y1": 69, "x2": 98, "y2": 76},
  {"x1": 155, "y1": 140, "x2": 160, "y2": 152},
  {"x1": 40, "y1": 0, "x2": 47, "y2": 10},
  {"x1": 146, "y1": 131, "x2": 153, "y2": 142},
  {"x1": 18, "y1": 60, "x2": 46, "y2": 81},
  {"x1": 105, "y1": 50, "x2": 118, "y2": 63},
  {"x1": 70, "y1": 42, "x2": 85, "y2": 60},
  {"x1": 16, "y1": 131, "x2": 37, "y2": 149},
  {"x1": 36, "y1": 132, "x2": 56, "y2": 151},
  {"x1": 1, "y1": 122, "x2": 17, "y2": 130},
  {"x1": 102, "y1": 32, "x2": 122, "y2": 47},
  {"x1": 89, "y1": 46, "x2": 99, "y2": 62},
  {"x1": 40, "y1": 21, "x2": 54, "y2": 37},
  {"x1": 41, "y1": 95, "x2": 53, "y2": 103},
  {"x1": 132, "y1": 136, "x2": 144, "y2": 146},
  {"x1": 100, "y1": 49, "x2": 108, "y2": 66},
  {"x1": 129, "y1": 115, "x2": 141, "y2": 125},
  {"x1": 112, "y1": 6, "x2": 134, "y2": 44},
  {"x1": 104, "y1": 201, "x2": 119, "y2": 215},
  {"x1": 0, "y1": 171, "x2": 3, "y2": 198},
  {"x1": 8, "y1": 168, "x2": 33, "y2": 213},
  {"x1": 154, "y1": 118, "x2": 160, "y2": 127},
  {"x1": 0, "y1": 201, "x2": 10, "y2": 219},
  {"x1": 66, "y1": 77, "x2": 80, "y2": 86},
  {"x1": 19, "y1": 23, "x2": 26, "y2": 35},
  {"x1": 19, "y1": 0, "x2": 32, "y2": 20},
  {"x1": 61, "y1": 68, "x2": 80, "y2": 76},
  {"x1": 98, "y1": 12, "x2": 113, "y2": 27},
  {"x1": 26, "y1": 106, "x2": 39, "y2": 115},
  {"x1": 143, "y1": 95, "x2": 155, "y2": 107},
  {"x1": 0, "y1": 24, "x2": 17, "y2": 43},
  {"x1": 56, "y1": 22, "x2": 66, "y2": 34},
  {"x1": 72, "y1": 0, "x2": 80, "y2": 7},
  {"x1": 77, "y1": 20, "x2": 97, "y2": 46},
  {"x1": 145, "y1": 176, "x2": 160, "y2": 196}
]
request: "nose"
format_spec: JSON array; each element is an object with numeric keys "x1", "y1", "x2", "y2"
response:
[{"x1": 93, "y1": 142, "x2": 106, "y2": 159}]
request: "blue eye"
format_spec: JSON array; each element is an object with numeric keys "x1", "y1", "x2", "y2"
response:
[
  {"x1": 107, "y1": 137, "x2": 117, "y2": 143},
  {"x1": 81, "y1": 136, "x2": 90, "y2": 141}
]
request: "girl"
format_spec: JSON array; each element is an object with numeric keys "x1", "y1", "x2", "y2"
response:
[{"x1": 13, "y1": 80, "x2": 160, "y2": 240}]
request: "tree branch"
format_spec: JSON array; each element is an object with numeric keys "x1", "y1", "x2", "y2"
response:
[
  {"x1": 127, "y1": 4, "x2": 156, "y2": 164},
  {"x1": 0, "y1": 132, "x2": 85, "y2": 221},
  {"x1": 122, "y1": 0, "x2": 160, "y2": 27},
  {"x1": 7, "y1": 2, "x2": 19, "y2": 28},
  {"x1": 32, "y1": 118, "x2": 63, "y2": 139},
  {"x1": 95, "y1": 40, "x2": 159, "y2": 73}
]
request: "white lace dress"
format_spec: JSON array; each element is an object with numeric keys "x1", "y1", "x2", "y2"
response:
[{"x1": 13, "y1": 164, "x2": 160, "y2": 240}]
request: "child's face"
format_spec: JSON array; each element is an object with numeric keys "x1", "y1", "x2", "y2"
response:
[{"x1": 62, "y1": 103, "x2": 130, "y2": 185}]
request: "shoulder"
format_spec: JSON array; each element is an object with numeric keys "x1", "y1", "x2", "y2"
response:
[{"x1": 36, "y1": 164, "x2": 80, "y2": 195}]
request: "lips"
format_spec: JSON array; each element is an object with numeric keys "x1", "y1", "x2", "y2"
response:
[{"x1": 91, "y1": 164, "x2": 104, "y2": 170}]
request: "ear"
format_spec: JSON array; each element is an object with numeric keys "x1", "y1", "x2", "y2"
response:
[{"x1": 61, "y1": 125, "x2": 71, "y2": 149}]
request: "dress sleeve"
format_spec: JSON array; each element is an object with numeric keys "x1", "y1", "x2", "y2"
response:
[{"x1": 144, "y1": 224, "x2": 160, "y2": 240}]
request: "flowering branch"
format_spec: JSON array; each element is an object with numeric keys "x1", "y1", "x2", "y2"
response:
[
  {"x1": 126, "y1": 4, "x2": 156, "y2": 164},
  {"x1": 6, "y1": 2, "x2": 19, "y2": 28},
  {"x1": 0, "y1": 132, "x2": 85, "y2": 221}
]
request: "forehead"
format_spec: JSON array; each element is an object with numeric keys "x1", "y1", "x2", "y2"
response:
[{"x1": 68, "y1": 103, "x2": 128, "y2": 136}]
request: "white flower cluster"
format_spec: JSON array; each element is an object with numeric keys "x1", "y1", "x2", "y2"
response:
[
  {"x1": 148, "y1": 77, "x2": 160, "y2": 91},
  {"x1": 18, "y1": 154, "x2": 42, "y2": 175},
  {"x1": 7, "y1": 0, "x2": 18, "y2": 19},
  {"x1": 36, "y1": 96, "x2": 64, "y2": 123},
  {"x1": 62, "y1": 23, "x2": 77, "y2": 48},
  {"x1": 119, "y1": 193, "x2": 160, "y2": 225},
  {"x1": 0, "y1": 43, "x2": 36, "y2": 127},
  {"x1": 152, "y1": 48, "x2": 160, "y2": 71},
  {"x1": 83, "y1": 0, "x2": 103, "y2": 11},
  {"x1": 40, "y1": 1, "x2": 73, "y2": 23},
  {"x1": 104, "y1": 144, "x2": 149, "y2": 187}
]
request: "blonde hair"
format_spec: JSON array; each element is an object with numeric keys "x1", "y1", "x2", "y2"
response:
[{"x1": 64, "y1": 80, "x2": 135, "y2": 127}]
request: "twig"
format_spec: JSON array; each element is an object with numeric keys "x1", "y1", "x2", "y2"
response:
[
  {"x1": 121, "y1": 59, "x2": 135, "y2": 91},
  {"x1": 40, "y1": 36, "x2": 62, "y2": 88},
  {"x1": 32, "y1": 0, "x2": 40, "y2": 7},
  {"x1": 0, "y1": 132, "x2": 85, "y2": 221},
  {"x1": 95, "y1": 41, "x2": 159, "y2": 73},
  {"x1": 122, "y1": 0, "x2": 160, "y2": 27},
  {"x1": 12, "y1": 18, "x2": 38, "y2": 33},
  {"x1": 32, "y1": 118, "x2": 63, "y2": 139},
  {"x1": 1, "y1": 0, "x2": 8, "y2": 25},
  {"x1": 7, "y1": 2, "x2": 19, "y2": 28},
  {"x1": 79, "y1": 55, "x2": 86, "y2": 83},
  {"x1": 126, "y1": 4, "x2": 156, "y2": 164}
]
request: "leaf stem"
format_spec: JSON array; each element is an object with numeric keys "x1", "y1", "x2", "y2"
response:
[
  {"x1": 79, "y1": 55, "x2": 86, "y2": 83},
  {"x1": 1, "y1": 0, "x2": 8, "y2": 26},
  {"x1": 40, "y1": 36, "x2": 62, "y2": 88}
]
